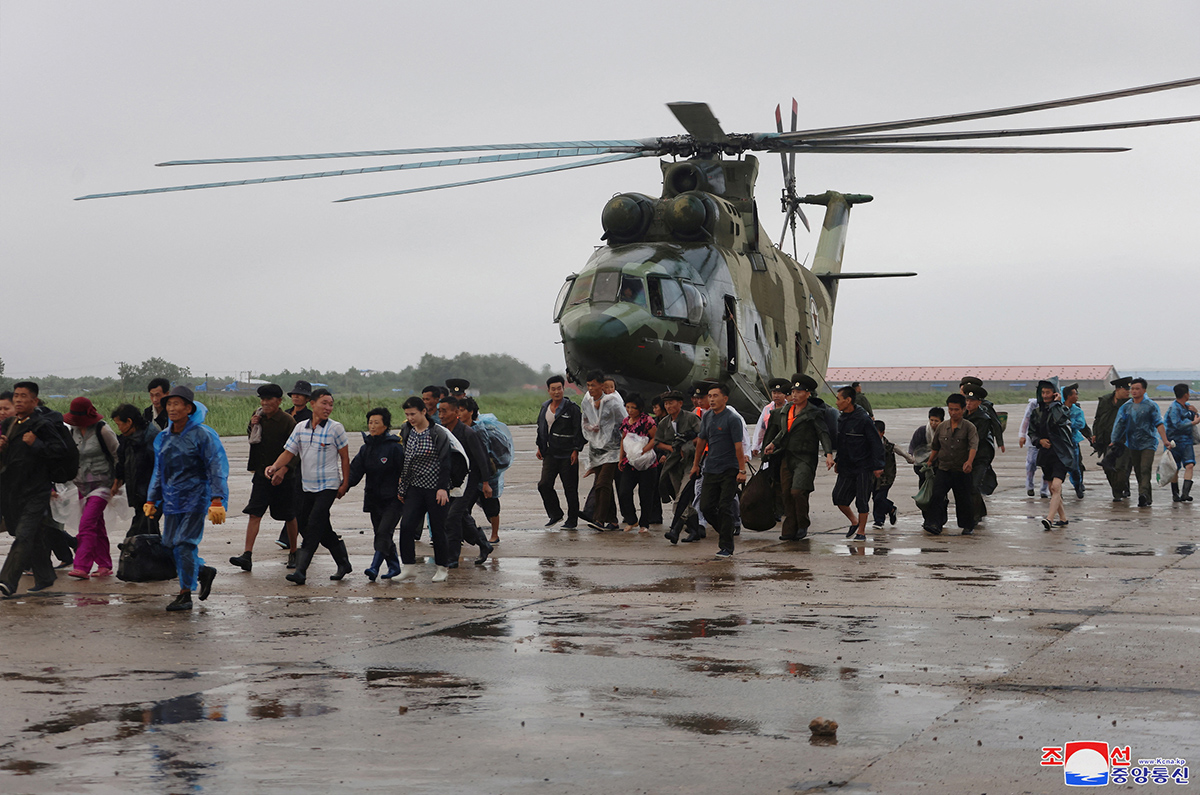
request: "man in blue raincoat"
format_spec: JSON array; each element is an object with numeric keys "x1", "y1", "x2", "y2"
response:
[
  {"x1": 1110, "y1": 378, "x2": 1171, "y2": 508},
  {"x1": 145, "y1": 386, "x2": 227, "y2": 612}
]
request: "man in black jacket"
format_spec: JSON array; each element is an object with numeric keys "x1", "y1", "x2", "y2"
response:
[
  {"x1": 0, "y1": 381, "x2": 70, "y2": 596},
  {"x1": 832, "y1": 386, "x2": 885, "y2": 542},
  {"x1": 143, "y1": 377, "x2": 170, "y2": 430},
  {"x1": 438, "y1": 396, "x2": 495, "y2": 566},
  {"x1": 536, "y1": 375, "x2": 585, "y2": 529}
]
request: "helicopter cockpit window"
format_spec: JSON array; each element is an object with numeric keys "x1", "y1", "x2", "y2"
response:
[
  {"x1": 681, "y1": 282, "x2": 705, "y2": 324},
  {"x1": 554, "y1": 277, "x2": 575, "y2": 320},
  {"x1": 619, "y1": 276, "x2": 647, "y2": 307},
  {"x1": 647, "y1": 276, "x2": 687, "y2": 320},
  {"x1": 567, "y1": 272, "x2": 595, "y2": 307},
  {"x1": 592, "y1": 271, "x2": 621, "y2": 303}
]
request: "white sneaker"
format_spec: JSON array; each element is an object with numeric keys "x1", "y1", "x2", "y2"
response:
[{"x1": 431, "y1": 566, "x2": 449, "y2": 583}]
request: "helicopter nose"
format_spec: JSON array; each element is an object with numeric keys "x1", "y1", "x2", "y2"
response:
[{"x1": 568, "y1": 313, "x2": 634, "y2": 361}]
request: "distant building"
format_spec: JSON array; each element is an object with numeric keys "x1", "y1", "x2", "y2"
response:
[
  {"x1": 1125, "y1": 370, "x2": 1200, "y2": 398},
  {"x1": 825, "y1": 365, "x2": 1120, "y2": 395}
]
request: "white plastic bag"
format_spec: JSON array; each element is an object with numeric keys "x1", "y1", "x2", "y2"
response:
[
  {"x1": 1156, "y1": 449, "x2": 1178, "y2": 486},
  {"x1": 1193, "y1": 421, "x2": 1200, "y2": 445},
  {"x1": 49, "y1": 482, "x2": 81, "y2": 529},
  {"x1": 622, "y1": 433, "x2": 657, "y2": 471}
]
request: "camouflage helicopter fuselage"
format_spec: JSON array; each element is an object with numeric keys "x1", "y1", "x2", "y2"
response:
[{"x1": 556, "y1": 154, "x2": 870, "y2": 420}]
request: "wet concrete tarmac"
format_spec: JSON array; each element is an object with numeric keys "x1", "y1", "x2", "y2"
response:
[{"x1": 1, "y1": 403, "x2": 1196, "y2": 793}]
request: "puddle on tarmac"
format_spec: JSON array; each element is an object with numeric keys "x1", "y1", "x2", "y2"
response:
[
  {"x1": 24, "y1": 691, "x2": 336, "y2": 739},
  {"x1": 364, "y1": 668, "x2": 484, "y2": 711},
  {"x1": 831, "y1": 546, "x2": 949, "y2": 556},
  {"x1": 661, "y1": 713, "x2": 760, "y2": 736},
  {"x1": 0, "y1": 759, "x2": 52, "y2": 775},
  {"x1": 650, "y1": 616, "x2": 750, "y2": 641}
]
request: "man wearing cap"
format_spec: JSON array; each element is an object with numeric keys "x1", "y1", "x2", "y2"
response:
[
  {"x1": 762, "y1": 374, "x2": 834, "y2": 541},
  {"x1": 144, "y1": 378, "x2": 171, "y2": 430},
  {"x1": 960, "y1": 377, "x2": 1006, "y2": 452},
  {"x1": 1062, "y1": 385, "x2": 1091, "y2": 499},
  {"x1": 690, "y1": 382, "x2": 712, "y2": 417},
  {"x1": 1092, "y1": 377, "x2": 1132, "y2": 501},
  {"x1": 924, "y1": 394, "x2": 979, "y2": 536},
  {"x1": 230, "y1": 384, "x2": 298, "y2": 573},
  {"x1": 963, "y1": 386, "x2": 1000, "y2": 523},
  {"x1": 751, "y1": 378, "x2": 790, "y2": 458},
  {"x1": 445, "y1": 378, "x2": 471, "y2": 400},
  {"x1": 1028, "y1": 380, "x2": 1075, "y2": 529},
  {"x1": 656, "y1": 390, "x2": 702, "y2": 543},
  {"x1": 276, "y1": 381, "x2": 314, "y2": 551},
  {"x1": 145, "y1": 386, "x2": 225, "y2": 612},
  {"x1": 1110, "y1": 378, "x2": 1171, "y2": 508},
  {"x1": 536, "y1": 375, "x2": 585, "y2": 529},
  {"x1": 0, "y1": 381, "x2": 71, "y2": 596}
]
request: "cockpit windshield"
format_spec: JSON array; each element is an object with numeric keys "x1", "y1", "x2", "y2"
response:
[{"x1": 619, "y1": 276, "x2": 647, "y2": 307}]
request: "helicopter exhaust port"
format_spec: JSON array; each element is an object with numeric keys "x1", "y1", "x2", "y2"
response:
[{"x1": 600, "y1": 193, "x2": 655, "y2": 244}]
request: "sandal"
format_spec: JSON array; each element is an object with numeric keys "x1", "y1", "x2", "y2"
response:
[{"x1": 67, "y1": 569, "x2": 90, "y2": 579}]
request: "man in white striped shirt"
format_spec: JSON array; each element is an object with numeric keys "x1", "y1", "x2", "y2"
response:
[{"x1": 267, "y1": 389, "x2": 352, "y2": 585}]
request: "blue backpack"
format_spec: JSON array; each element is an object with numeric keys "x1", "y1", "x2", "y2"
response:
[{"x1": 474, "y1": 414, "x2": 514, "y2": 475}]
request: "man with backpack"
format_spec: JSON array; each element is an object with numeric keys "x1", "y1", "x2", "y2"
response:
[
  {"x1": 437, "y1": 396, "x2": 495, "y2": 567},
  {"x1": 458, "y1": 397, "x2": 512, "y2": 544},
  {"x1": 0, "y1": 381, "x2": 73, "y2": 596}
]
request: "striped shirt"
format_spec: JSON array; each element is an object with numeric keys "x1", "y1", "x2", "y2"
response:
[{"x1": 284, "y1": 418, "x2": 349, "y2": 493}]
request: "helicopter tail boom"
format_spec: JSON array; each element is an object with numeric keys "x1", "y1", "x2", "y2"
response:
[{"x1": 800, "y1": 191, "x2": 873, "y2": 309}]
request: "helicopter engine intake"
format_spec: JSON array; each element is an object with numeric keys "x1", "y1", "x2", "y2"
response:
[{"x1": 600, "y1": 192, "x2": 656, "y2": 244}]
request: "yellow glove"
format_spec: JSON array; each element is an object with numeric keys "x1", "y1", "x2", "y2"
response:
[
  {"x1": 143, "y1": 503, "x2": 156, "y2": 517},
  {"x1": 208, "y1": 505, "x2": 226, "y2": 525}
]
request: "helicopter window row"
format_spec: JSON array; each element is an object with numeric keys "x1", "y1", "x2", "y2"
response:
[{"x1": 555, "y1": 272, "x2": 704, "y2": 325}]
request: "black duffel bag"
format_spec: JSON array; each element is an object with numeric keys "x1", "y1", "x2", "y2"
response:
[
  {"x1": 117, "y1": 534, "x2": 177, "y2": 582},
  {"x1": 739, "y1": 463, "x2": 777, "y2": 532}
]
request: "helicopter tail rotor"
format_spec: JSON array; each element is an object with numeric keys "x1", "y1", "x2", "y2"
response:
[{"x1": 775, "y1": 98, "x2": 810, "y2": 258}]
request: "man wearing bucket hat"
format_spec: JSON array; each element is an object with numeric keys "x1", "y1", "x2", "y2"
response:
[
  {"x1": 63, "y1": 397, "x2": 121, "y2": 579},
  {"x1": 145, "y1": 385, "x2": 225, "y2": 612}
]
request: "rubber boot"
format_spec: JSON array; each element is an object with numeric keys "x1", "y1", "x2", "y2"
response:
[
  {"x1": 381, "y1": 546, "x2": 402, "y2": 579},
  {"x1": 364, "y1": 550, "x2": 385, "y2": 581},
  {"x1": 285, "y1": 547, "x2": 314, "y2": 585},
  {"x1": 1183, "y1": 480, "x2": 1194, "y2": 502},
  {"x1": 1172, "y1": 482, "x2": 1182, "y2": 502},
  {"x1": 330, "y1": 539, "x2": 353, "y2": 581}
]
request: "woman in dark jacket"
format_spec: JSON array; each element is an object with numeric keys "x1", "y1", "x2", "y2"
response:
[
  {"x1": 348, "y1": 407, "x2": 403, "y2": 580},
  {"x1": 395, "y1": 397, "x2": 454, "y2": 583},
  {"x1": 111, "y1": 403, "x2": 161, "y2": 537}
]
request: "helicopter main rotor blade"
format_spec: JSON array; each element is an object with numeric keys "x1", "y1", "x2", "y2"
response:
[
  {"x1": 774, "y1": 104, "x2": 790, "y2": 182},
  {"x1": 774, "y1": 114, "x2": 1200, "y2": 145},
  {"x1": 788, "y1": 97, "x2": 798, "y2": 191},
  {"x1": 334, "y1": 151, "x2": 652, "y2": 203},
  {"x1": 770, "y1": 144, "x2": 1130, "y2": 154},
  {"x1": 667, "y1": 102, "x2": 728, "y2": 143},
  {"x1": 75, "y1": 147, "x2": 632, "y2": 201},
  {"x1": 776, "y1": 76, "x2": 1200, "y2": 139},
  {"x1": 156, "y1": 140, "x2": 652, "y2": 166}
]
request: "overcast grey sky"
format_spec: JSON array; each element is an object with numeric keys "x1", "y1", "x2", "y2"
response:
[{"x1": 2, "y1": 1, "x2": 1197, "y2": 380}]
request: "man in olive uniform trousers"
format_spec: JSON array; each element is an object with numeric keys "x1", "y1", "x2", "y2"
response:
[
  {"x1": 964, "y1": 386, "x2": 1001, "y2": 523},
  {"x1": 1092, "y1": 376, "x2": 1132, "y2": 501},
  {"x1": 762, "y1": 374, "x2": 834, "y2": 541}
]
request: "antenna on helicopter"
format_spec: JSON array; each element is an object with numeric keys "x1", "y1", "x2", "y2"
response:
[{"x1": 775, "y1": 98, "x2": 810, "y2": 259}]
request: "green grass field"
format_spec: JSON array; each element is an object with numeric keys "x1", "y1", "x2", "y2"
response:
[{"x1": 42, "y1": 392, "x2": 549, "y2": 437}]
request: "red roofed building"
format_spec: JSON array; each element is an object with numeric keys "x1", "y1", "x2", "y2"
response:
[{"x1": 825, "y1": 365, "x2": 1120, "y2": 394}]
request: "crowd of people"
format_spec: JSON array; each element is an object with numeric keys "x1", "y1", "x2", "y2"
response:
[{"x1": 0, "y1": 370, "x2": 1195, "y2": 608}]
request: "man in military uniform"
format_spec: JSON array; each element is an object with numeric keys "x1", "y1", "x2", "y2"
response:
[
  {"x1": 761, "y1": 374, "x2": 834, "y2": 541},
  {"x1": 960, "y1": 376, "x2": 1006, "y2": 453},
  {"x1": 964, "y1": 386, "x2": 1002, "y2": 523},
  {"x1": 655, "y1": 391, "x2": 702, "y2": 544},
  {"x1": 1092, "y1": 376, "x2": 1132, "y2": 501}
]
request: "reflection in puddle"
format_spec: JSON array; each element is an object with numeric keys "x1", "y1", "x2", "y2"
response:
[
  {"x1": 1, "y1": 759, "x2": 51, "y2": 775},
  {"x1": 662, "y1": 713, "x2": 760, "y2": 736}
]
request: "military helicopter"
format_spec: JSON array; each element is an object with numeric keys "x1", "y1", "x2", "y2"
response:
[{"x1": 78, "y1": 77, "x2": 1200, "y2": 418}]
